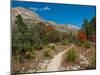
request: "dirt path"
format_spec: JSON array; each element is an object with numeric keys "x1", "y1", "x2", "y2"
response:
[{"x1": 46, "y1": 44, "x2": 74, "y2": 71}]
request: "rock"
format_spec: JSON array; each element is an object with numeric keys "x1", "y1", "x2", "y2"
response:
[
  {"x1": 79, "y1": 54, "x2": 89, "y2": 68},
  {"x1": 80, "y1": 60, "x2": 89, "y2": 65},
  {"x1": 37, "y1": 59, "x2": 50, "y2": 71},
  {"x1": 65, "y1": 65, "x2": 80, "y2": 70},
  {"x1": 80, "y1": 54, "x2": 86, "y2": 61}
]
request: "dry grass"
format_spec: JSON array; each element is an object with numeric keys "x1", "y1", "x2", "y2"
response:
[
  {"x1": 12, "y1": 43, "x2": 96, "y2": 73},
  {"x1": 61, "y1": 43, "x2": 96, "y2": 70}
]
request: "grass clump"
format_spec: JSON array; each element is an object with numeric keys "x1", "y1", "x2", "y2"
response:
[
  {"x1": 84, "y1": 41, "x2": 92, "y2": 49},
  {"x1": 76, "y1": 41, "x2": 83, "y2": 46},
  {"x1": 61, "y1": 39, "x2": 69, "y2": 45},
  {"x1": 25, "y1": 51, "x2": 36, "y2": 59},
  {"x1": 47, "y1": 43, "x2": 56, "y2": 49},
  {"x1": 64, "y1": 48, "x2": 78, "y2": 63},
  {"x1": 43, "y1": 48, "x2": 51, "y2": 57}
]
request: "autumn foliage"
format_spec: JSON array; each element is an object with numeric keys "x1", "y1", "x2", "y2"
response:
[
  {"x1": 44, "y1": 25, "x2": 54, "y2": 33},
  {"x1": 77, "y1": 31, "x2": 87, "y2": 42}
]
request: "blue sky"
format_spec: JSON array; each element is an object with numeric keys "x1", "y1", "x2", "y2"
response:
[{"x1": 11, "y1": 0, "x2": 96, "y2": 28}]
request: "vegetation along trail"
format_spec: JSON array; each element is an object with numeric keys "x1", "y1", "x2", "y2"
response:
[{"x1": 46, "y1": 44, "x2": 74, "y2": 71}]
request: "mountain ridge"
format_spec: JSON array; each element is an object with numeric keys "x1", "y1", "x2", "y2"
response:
[{"x1": 11, "y1": 7, "x2": 79, "y2": 34}]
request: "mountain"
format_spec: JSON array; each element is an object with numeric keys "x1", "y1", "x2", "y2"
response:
[
  {"x1": 44, "y1": 21, "x2": 79, "y2": 34},
  {"x1": 54, "y1": 24, "x2": 79, "y2": 34},
  {"x1": 11, "y1": 7, "x2": 43, "y2": 27},
  {"x1": 11, "y1": 7, "x2": 79, "y2": 34}
]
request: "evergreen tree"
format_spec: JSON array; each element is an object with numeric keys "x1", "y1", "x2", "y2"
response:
[{"x1": 81, "y1": 16, "x2": 96, "y2": 41}]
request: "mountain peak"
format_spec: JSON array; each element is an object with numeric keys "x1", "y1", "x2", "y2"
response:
[{"x1": 12, "y1": 7, "x2": 43, "y2": 24}]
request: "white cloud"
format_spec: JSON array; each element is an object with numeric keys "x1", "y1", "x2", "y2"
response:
[
  {"x1": 29, "y1": 7, "x2": 38, "y2": 11},
  {"x1": 29, "y1": 6, "x2": 51, "y2": 11},
  {"x1": 44, "y1": 6, "x2": 51, "y2": 11}
]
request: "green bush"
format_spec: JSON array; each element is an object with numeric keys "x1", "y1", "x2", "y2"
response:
[
  {"x1": 61, "y1": 39, "x2": 69, "y2": 45},
  {"x1": 43, "y1": 48, "x2": 51, "y2": 57},
  {"x1": 84, "y1": 41, "x2": 92, "y2": 48},
  {"x1": 64, "y1": 48, "x2": 78, "y2": 63},
  {"x1": 34, "y1": 43, "x2": 43, "y2": 50},
  {"x1": 76, "y1": 41, "x2": 83, "y2": 46},
  {"x1": 47, "y1": 43, "x2": 56, "y2": 49}
]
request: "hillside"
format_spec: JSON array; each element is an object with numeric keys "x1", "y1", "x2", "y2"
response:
[
  {"x1": 11, "y1": 7, "x2": 79, "y2": 34},
  {"x1": 11, "y1": 7, "x2": 43, "y2": 29}
]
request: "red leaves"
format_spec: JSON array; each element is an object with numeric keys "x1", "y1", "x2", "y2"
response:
[
  {"x1": 44, "y1": 25, "x2": 54, "y2": 33},
  {"x1": 77, "y1": 31, "x2": 87, "y2": 42}
]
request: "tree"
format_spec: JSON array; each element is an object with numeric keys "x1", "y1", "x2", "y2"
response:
[
  {"x1": 81, "y1": 19, "x2": 90, "y2": 40},
  {"x1": 90, "y1": 17, "x2": 96, "y2": 28},
  {"x1": 12, "y1": 14, "x2": 35, "y2": 62},
  {"x1": 90, "y1": 16, "x2": 96, "y2": 35},
  {"x1": 77, "y1": 31, "x2": 87, "y2": 42},
  {"x1": 15, "y1": 15, "x2": 28, "y2": 33},
  {"x1": 81, "y1": 17, "x2": 96, "y2": 42}
]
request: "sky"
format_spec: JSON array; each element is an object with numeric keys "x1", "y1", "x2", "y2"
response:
[{"x1": 11, "y1": 0, "x2": 96, "y2": 28}]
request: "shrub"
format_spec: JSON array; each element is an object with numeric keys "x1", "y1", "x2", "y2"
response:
[
  {"x1": 34, "y1": 43, "x2": 43, "y2": 50},
  {"x1": 64, "y1": 48, "x2": 78, "y2": 63},
  {"x1": 43, "y1": 48, "x2": 51, "y2": 57},
  {"x1": 61, "y1": 39, "x2": 69, "y2": 45},
  {"x1": 46, "y1": 30, "x2": 62, "y2": 43},
  {"x1": 68, "y1": 32, "x2": 75, "y2": 43},
  {"x1": 84, "y1": 41, "x2": 92, "y2": 48},
  {"x1": 25, "y1": 51, "x2": 36, "y2": 59},
  {"x1": 77, "y1": 31, "x2": 87, "y2": 42},
  {"x1": 47, "y1": 43, "x2": 56, "y2": 49},
  {"x1": 76, "y1": 41, "x2": 83, "y2": 46}
]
